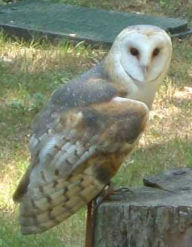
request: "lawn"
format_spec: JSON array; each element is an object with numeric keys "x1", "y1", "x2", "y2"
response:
[{"x1": 0, "y1": 0, "x2": 192, "y2": 246}]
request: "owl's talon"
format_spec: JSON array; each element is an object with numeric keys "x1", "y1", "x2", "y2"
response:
[{"x1": 93, "y1": 182, "x2": 115, "y2": 209}]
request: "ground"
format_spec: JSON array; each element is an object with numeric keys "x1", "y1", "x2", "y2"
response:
[{"x1": 0, "y1": 0, "x2": 192, "y2": 246}]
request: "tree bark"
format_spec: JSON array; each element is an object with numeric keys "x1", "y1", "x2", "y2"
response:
[{"x1": 94, "y1": 168, "x2": 192, "y2": 247}]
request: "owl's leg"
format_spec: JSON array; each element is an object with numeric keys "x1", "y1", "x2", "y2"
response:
[
  {"x1": 85, "y1": 182, "x2": 114, "y2": 247},
  {"x1": 85, "y1": 200, "x2": 95, "y2": 247}
]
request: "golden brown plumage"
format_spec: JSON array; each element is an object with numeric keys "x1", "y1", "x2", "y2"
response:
[{"x1": 13, "y1": 25, "x2": 172, "y2": 234}]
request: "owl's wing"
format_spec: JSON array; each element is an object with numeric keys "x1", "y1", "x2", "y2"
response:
[{"x1": 13, "y1": 95, "x2": 148, "y2": 235}]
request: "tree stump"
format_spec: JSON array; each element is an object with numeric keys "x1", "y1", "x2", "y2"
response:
[{"x1": 94, "y1": 168, "x2": 192, "y2": 247}]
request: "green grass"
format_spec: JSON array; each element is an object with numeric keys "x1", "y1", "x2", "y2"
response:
[
  {"x1": 45, "y1": 0, "x2": 192, "y2": 20},
  {"x1": 0, "y1": 1, "x2": 192, "y2": 246}
]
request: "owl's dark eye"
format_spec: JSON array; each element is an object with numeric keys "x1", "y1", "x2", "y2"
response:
[
  {"x1": 152, "y1": 48, "x2": 160, "y2": 57},
  {"x1": 130, "y1": 47, "x2": 139, "y2": 57}
]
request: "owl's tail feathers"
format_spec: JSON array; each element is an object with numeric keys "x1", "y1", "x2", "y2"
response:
[
  {"x1": 19, "y1": 196, "x2": 85, "y2": 234},
  {"x1": 18, "y1": 176, "x2": 103, "y2": 234}
]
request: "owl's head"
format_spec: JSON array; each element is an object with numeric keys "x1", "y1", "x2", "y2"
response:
[{"x1": 105, "y1": 25, "x2": 172, "y2": 107}]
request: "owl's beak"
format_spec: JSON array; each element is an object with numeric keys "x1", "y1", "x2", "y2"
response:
[{"x1": 141, "y1": 65, "x2": 149, "y2": 80}]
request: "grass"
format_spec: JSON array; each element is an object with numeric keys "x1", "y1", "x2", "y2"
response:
[
  {"x1": 0, "y1": 1, "x2": 192, "y2": 246},
  {"x1": 45, "y1": 0, "x2": 192, "y2": 20}
]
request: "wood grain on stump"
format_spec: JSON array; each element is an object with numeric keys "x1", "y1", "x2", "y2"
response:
[{"x1": 94, "y1": 168, "x2": 192, "y2": 247}]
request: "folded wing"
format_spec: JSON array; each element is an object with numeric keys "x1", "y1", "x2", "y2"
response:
[{"x1": 13, "y1": 96, "x2": 149, "y2": 234}]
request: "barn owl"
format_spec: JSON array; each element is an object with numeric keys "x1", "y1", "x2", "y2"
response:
[{"x1": 13, "y1": 25, "x2": 172, "y2": 235}]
